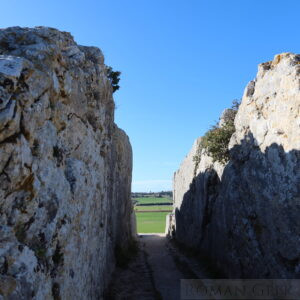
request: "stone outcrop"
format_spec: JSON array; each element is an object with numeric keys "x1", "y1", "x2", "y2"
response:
[
  {"x1": 168, "y1": 53, "x2": 300, "y2": 278},
  {"x1": 0, "y1": 27, "x2": 134, "y2": 299}
]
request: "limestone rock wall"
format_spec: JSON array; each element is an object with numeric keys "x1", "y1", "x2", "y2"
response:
[
  {"x1": 0, "y1": 27, "x2": 134, "y2": 299},
  {"x1": 168, "y1": 53, "x2": 300, "y2": 278}
]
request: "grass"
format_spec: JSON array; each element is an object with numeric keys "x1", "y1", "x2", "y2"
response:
[
  {"x1": 133, "y1": 197, "x2": 172, "y2": 205},
  {"x1": 133, "y1": 196, "x2": 173, "y2": 233},
  {"x1": 134, "y1": 205, "x2": 172, "y2": 212},
  {"x1": 136, "y1": 211, "x2": 170, "y2": 233}
]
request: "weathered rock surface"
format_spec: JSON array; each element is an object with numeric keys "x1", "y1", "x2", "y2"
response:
[
  {"x1": 168, "y1": 53, "x2": 300, "y2": 278},
  {"x1": 0, "y1": 27, "x2": 134, "y2": 299}
]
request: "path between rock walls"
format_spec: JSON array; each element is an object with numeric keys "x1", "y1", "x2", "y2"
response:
[
  {"x1": 106, "y1": 234, "x2": 214, "y2": 300},
  {"x1": 143, "y1": 234, "x2": 185, "y2": 300}
]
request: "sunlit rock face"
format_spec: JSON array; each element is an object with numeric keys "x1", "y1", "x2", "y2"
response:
[
  {"x1": 0, "y1": 27, "x2": 134, "y2": 299},
  {"x1": 168, "y1": 53, "x2": 300, "y2": 278}
]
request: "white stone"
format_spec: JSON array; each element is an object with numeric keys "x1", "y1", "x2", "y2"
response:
[
  {"x1": 0, "y1": 55, "x2": 23, "y2": 78},
  {"x1": 0, "y1": 26, "x2": 133, "y2": 299},
  {"x1": 169, "y1": 52, "x2": 300, "y2": 279}
]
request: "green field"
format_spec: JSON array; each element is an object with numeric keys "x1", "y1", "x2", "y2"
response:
[
  {"x1": 134, "y1": 197, "x2": 172, "y2": 205},
  {"x1": 136, "y1": 211, "x2": 170, "y2": 233},
  {"x1": 133, "y1": 196, "x2": 173, "y2": 233},
  {"x1": 135, "y1": 205, "x2": 172, "y2": 212}
]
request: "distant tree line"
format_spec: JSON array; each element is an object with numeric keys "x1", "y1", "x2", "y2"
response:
[{"x1": 131, "y1": 191, "x2": 173, "y2": 198}]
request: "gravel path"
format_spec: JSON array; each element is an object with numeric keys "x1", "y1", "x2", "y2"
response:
[
  {"x1": 141, "y1": 234, "x2": 185, "y2": 300},
  {"x1": 105, "y1": 234, "x2": 210, "y2": 300},
  {"x1": 104, "y1": 242, "x2": 158, "y2": 300}
]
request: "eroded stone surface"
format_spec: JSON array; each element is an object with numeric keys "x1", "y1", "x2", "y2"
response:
[
  {"x1": 0, "y1": 27, "x2": 134, "y2": 299},
  {"x1": 168, "y1": 53, "x2": 300, "y2": 278}
]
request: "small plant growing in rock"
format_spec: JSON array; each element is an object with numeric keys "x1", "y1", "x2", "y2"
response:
[
  {"x1": 106, "y1": 66, "x2": 121, "y2": 93},
  {"x1": 194, "y1": 99, "x2": 240, "y2": 165}
]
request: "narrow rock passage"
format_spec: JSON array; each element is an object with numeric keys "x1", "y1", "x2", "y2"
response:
[{"x1": 106, "y1": 234, "x2": 211, "y2": 300}]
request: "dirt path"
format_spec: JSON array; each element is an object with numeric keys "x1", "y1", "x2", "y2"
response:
[
  {"x1": 106, "y1": 234, "x2": 211, "y2": 300},
  {"x1": 104, "y1": 242, "x2": 158, "y2": 300},
  {"x1": 141, "y1": 234, "x2": 185, "y2": 300}
]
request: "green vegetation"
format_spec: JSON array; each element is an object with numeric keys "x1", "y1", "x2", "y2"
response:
[
  {"x1": 106, "y1": 66, "x2": 121, "y2": 93},
  {"x1": 133, "y1": 194, "x2": 173, "y2": 233},
  {"x1": 193, "y1": 100, "x2": 240, "y2": 165},
  {"x1": 200, "y1": 120, "x2": 235, "y2": 164},
  {"x1": 132, "y1": 191, "x2": 172, "y2": 198},
  {"x1": 136, "y1": 212, "x2": 170, "y2": 233},
  {"x1": 134, "y1": 197, "x2": 172, "y2": 205},
  {"x1": 135, "y1": 205, "x2": 172, "y2": 212}
]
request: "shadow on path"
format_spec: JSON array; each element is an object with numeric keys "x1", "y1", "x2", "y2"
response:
[{"x1": 105, "y1": 234, "x2": 212, "y2": 300}]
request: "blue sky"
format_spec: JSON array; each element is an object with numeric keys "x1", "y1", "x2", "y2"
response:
[{"x1": 2, "y1": 0, "x2": 300, "y2": 192}]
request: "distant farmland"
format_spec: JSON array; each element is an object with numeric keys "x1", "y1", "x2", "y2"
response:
[
  {"x1": 133, "y1": 196, "x2": 173, "y2": 233},
  {"x1": 134, "y1": 197, "x2": 172, "y2": 205},
  {"x1": 136, "y1": 211, "x2": 171, "y2": 233}
]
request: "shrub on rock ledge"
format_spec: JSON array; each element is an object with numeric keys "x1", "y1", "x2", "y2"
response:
[
  {"x1": 194, "y1": 100, "x2": 240, "y2": 165},
  {"x1": 106, "y1": 66, "x2": 121, "y2": 93},
  {"x1": 201, "y1": 120, "x2": 235, "y2": 164}
]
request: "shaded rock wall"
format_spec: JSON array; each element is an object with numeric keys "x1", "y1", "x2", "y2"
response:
[
  {"x1": 168, "y1": 53, "x2": 300, "y2": 278},
  {"x1": 0, "y1": 27, "x2": 134, "y2": 299}
]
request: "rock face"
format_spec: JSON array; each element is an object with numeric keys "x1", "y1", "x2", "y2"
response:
[
  {"x1": 0, "y1": 27, "x2": 134, "y2": 299},
  {"x1": 168, "y1": 53, "x2": 300, "y2": 278}
]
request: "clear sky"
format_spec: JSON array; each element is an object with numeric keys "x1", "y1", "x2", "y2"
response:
[{"x1": 1, "y1": 0, "x2": 300, "y2": 192}]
